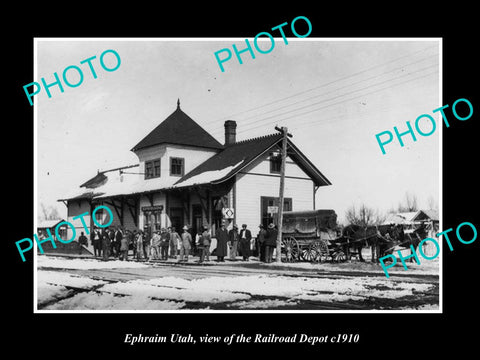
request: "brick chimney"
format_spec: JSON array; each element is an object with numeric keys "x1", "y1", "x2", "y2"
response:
[{"x1": 224, "y1": 120, "x2": 237, "y2": 146}]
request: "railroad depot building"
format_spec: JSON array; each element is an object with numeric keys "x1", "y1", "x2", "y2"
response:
[{"x1": 59, "y1": 101, "x2": 331, "y2": 244}]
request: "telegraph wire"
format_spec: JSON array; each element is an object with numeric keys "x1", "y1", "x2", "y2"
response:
[
  {"x1": 127, "y1": 46, "x2": 439, "y2": 149},
  {"x1": 207, "y1": 55, "x2": 439, "y2": 136},
  {"x1": 235, "y1": 69, "x2": 439, "y2": 136},
  {"x1": 237, "y1": 69, "x2": 439, "y2": 135},
  {"x1": 206, "y1": 44, "x2": 439, "y2": 125},
  {"x1": 227, "y1": 54, "x2": 438, "y2": 124},
  {"x1": 209, "y1": 58, "x2": 438, "y2": 136},
  {"x1": 229, "y1": 63, "x2": 438, "y2": 135}
]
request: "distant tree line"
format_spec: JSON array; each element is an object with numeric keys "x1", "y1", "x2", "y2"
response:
[
  {"x1": 39, "y1": 203, "x2": 61, "y2": 221},
  {"x1": 344, "y1": 191, "x2": 438, "y2": 227}
]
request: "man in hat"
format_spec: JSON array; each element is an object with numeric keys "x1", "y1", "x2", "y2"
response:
[
  {"x1": 169, "y1": 226, "x2": 181, "y2": 259},
  {"x1": 215, "y1": 222, "x2": 229, "y2": 262},
  {"x1": 264, "y1": 223, "x2": 278, "y2": 263},
  {"x1": 228, "y1": 224, "x2": 239, "y2": 261},
  {"x1": 179, "y1": 225, "x2": 192, "y2": 262},
  {"x1": 135, "y1": 230, "x2": 145, "y2": 261},
  {"x1": 197, "y1": 225, "x2": 210, "y2": 263},
  {"x1": 91, "y1": 227, "x2": 102, "y2": 257},
  {"x1": 256, "y1": 224, "x2": 267, "y2": 262},
  {"x1": 239, "y1": 224, "x2": 252, "y2": 261},
  {"x1": 101, "y1": 228, "x2": 111, "y2": 261},
  {"x1": 78, "y1": 231, "x2": 88, "y2": 254},
  {"x1": 202, "y1": 225, "x2": 211, "y2": 262},
  {"x1": 113, "y1": 226, "x2": 123, "y2": 259},
  {"x1": 151, "y1": 230, "x2": 161, "y2": 260},
  {"x1": 120, "y1": 230, "x2": 129, "y2": 261},
  {"x1": 160, "y1": 228, "x2": 170, "y2": 260}
]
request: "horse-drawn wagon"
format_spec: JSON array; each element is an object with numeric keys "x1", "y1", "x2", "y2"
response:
[
  {"x1": 280, "y1": 209, "x2": 347, "y2": 262},
  {"x1": 279, "y1": 209, "x2": 428, "y2": 263}
]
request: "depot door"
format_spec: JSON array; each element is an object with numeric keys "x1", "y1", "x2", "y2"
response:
[
  {"x1": 260, "y1": 196, "x2": 292, "y2": 228},
  {"x1": 192, "y1": 204, "x2": 203, "y2": 235}
]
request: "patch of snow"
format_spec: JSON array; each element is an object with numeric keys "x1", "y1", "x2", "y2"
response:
[
  {"x1": 37, "y1": 256, "x2": 149, "y2": 270},
  {"x1": 100, "y1": 279, "x2": 251, "y2": 303},
  {"x1": 38, "y1": 270, "x2": 107, "y2": 287},
  {"x1": 173, "y1": 160, "x2": 244, "y2": 188},
  {"x1": 97, "y1": 274, "x2": 434, "y2": 305},
  {"x1": 260, "y1": 256, "x2": 440, "y2": 275},
  {"x1": 229, "y1": 299, "x2": 298, "y2": 309},
  {"x1": 37, "y1": 270, "x2": 107, "y2": 306},
  {"x1": 37, "y1": 283, "x2": 74, "y2": 306},
  {"x1": 36, "y1": 264, "x2": 437, "y2": 310},
  {"x1": 43, "y1": 292, "x2": 185, "y2": 310}
]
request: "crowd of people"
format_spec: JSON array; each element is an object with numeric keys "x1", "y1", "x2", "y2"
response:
[{"x1": 84, "y1": 222, "x2": 279, "y2": 263}]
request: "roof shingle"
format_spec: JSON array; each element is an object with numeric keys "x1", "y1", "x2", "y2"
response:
[
  {"x1": 174, "y1": 133, "x2": 331, "y2": 187},
  {"x1": 131, "y1": 105, "x2": 224, "y2": 152}
]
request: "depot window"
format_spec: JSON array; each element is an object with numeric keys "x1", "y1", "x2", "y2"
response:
[
  {"x1": 145, "y1": 159, "x2": 161, "y2": 179},
  {"x1": 269, "y1": 152, "x2": 282, "y2": 173},
  {"x1": 170, "y1": 157, "x2": 184, "y2": 176}
]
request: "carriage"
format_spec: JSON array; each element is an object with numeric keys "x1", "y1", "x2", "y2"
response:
[{"x1": 280, "y1": 209, "x2": 347, "y2": 263}]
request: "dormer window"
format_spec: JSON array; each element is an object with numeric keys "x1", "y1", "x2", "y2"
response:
[
  {"x1": 170, "y1": 157, "x2": 184, "y2": 176},
  {"x1": 145, "y1": 159, "x2": 161, "y2": 179}
]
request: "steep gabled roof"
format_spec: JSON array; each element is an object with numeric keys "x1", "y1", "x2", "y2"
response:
[
  {"x1": 131, "y1": 103, "x2": 224, "y2": 152},
  {"x1": 173, "y1": 133, "x2": 331, "y2": 188},
  {"x1": 412, "y1": 209, "x2": 439, "y2": 222},
  {"x1": 79, "y1": 172, "x2": 107, "y2": 188},
  {"x1": 37, "y1": 219, "x2": 67, "y2": 229}
]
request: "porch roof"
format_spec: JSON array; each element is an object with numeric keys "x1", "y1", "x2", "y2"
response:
[{"x1": 59, "y1": 132, "x2": 332, "y2": 202}]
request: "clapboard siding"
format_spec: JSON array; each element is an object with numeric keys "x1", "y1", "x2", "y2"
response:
[
  {"x1": 245, "y1": 152, "x2": 311, "y2": 179},
  {"x1": 235, "y1": 172, "x2": 314, "y2": 232}
]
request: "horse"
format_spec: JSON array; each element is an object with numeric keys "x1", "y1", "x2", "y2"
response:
[
  {"x1": 401, "y1": 223, "x2": 428, "y2": 262},
  {"x1": 340, "y1": 224, "x2": 382, "y2": 262},
  {"x1": 377, "y1": 223, "x2": 428, "y2": 262},
  {"x1": 376, "y1": 224, "x2": 404, "y2": 259},
  {"x1": 340, "y1": 223, "x2": 406, "y2": 263}
]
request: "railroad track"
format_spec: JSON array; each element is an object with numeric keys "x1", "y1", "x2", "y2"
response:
[
  {"x1": 38, "y1": 277, "x2": 438, "y2": 311},
  {"x1": 37, "y1": 264, "x2": 439, "y2": 311},
  {"x1": 38, "y1": 261, "x2": 439, "y2": 285}
]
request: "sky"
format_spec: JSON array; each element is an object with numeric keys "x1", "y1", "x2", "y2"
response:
[{"x1": 36, "y1": 38, "x2": 440, "y2": 224}]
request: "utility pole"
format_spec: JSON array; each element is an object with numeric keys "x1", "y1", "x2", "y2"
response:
[{"x1": 274, "y1": 126, "x2": 292, "y2": 263}]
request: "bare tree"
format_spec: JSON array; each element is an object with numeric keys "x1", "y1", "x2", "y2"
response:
[
  {"x1": 427, "y1": 195, "x2": 438, "y2": 210},
  {"x1": 397, "y1": 191, "x2": 418, "y2": 212},
  {"x1": 375, "y1": 209, "x2": 386, "y2": 225},
  {"x1": 345, "y1": 204, "x2": 385, "y2": 227},
  {"x1": 39, "y1": 202, "x2": 61, "y2": 221},
  {"x1": 40, "y1": 203, "x2": 49, "y2": 221}
]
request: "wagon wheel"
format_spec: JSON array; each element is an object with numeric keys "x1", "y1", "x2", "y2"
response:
[
  {"x1": 317, "y1": 240, "x2": 330, "y2": 262},
  {"x1": 334, "y1": 250, "x2": 347, "y2": 263},
  {"x1": 301, "y1": 243, "x2": 319, "y2": 262},
  {"x1": 281, "y1": 236, "x2": 300, "y2": 262},
  {"x1": 302, "y1": 240, "x2": 327, "y2": 262}
]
